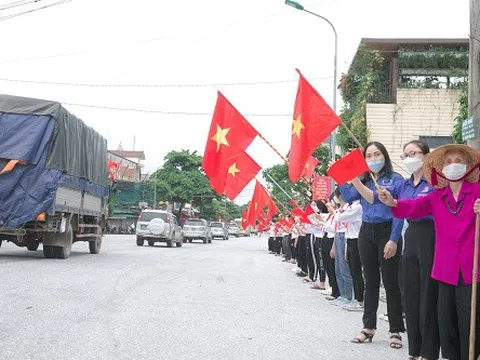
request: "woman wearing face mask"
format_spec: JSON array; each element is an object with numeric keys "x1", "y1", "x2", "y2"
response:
[
  {"x1": 337, "y1": 141, "x2": 405, "y2": 349},
  {"x1": 379, "y1": 144, "x2": 480, "y2": 360}
]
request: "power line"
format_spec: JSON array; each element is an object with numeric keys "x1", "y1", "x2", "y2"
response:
[
  {"x1": 62, "y1": 102, "x2": 292, "y2": 117},
  {"x1": 0, "y1": 0, "x2": 41, "y2": 11},
  {"x1": 0, "y1": 76, "x2": 332, "y2": 88},
  {"x1": 0, "y1": 0, "x2": 72, "y2": 21}
]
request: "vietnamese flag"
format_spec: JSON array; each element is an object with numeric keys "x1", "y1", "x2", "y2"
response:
[
  {"x1": 247, "y1": 181, "x2": 279, "y2": 225},
  {"x1": 288, "y1": 69, "x2": 342, "y2": 183},
  {"x1": 302, "y1": 156, "x2": 319, "y2": 179},
  {"x1": 241, "y1": 210, "x2": 249, "y2": 230},
  {"x1": 327, "y1": 149, "x2": 369, "y2": 185},
  {"x1": 202, "y1": 92, "x2": 258, "y2": 194},
  {"x1": 224, "y1": 151, "x2": 261, "y2": 201}
]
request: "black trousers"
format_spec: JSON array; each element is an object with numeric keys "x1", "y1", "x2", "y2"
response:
[
  {"x1": 347, "y1": 238, "x2": 364, "y2": 303},
  {"x1": 358, "y1": 222, "x2": 404, "y2": 333},
  {"x1": 296, "y1": 236, "x2": 308, "y2": 274},
  {"x1": 321, "y1": 235, "x2": 339, "y2": 298},
  {"x1": 268, "y1": 237, "x2": 274, "y2": 252},
  {"x1": 282, "y1": 235, "x2": 292, "y2": 260},
  {"x1": 315, "y1": 235, "x2": 326, "y2": 283},
  {"x1": 274, "y1": 237, "x2": 282, "y2": 254},
  {"x1": 438, "y1": 274, "x2": 480, "y2": 360},
  {"x1": 290, "y1": 237, "x2": 297, "y2": 260},
  {"x1": 403, "y1": 220, "x2": 439, "y2": 359},
  {"x1": 306, "y1": 234, "x2": 318, "y2": 281}
]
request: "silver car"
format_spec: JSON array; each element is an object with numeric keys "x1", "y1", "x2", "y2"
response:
[
  {"x1": 227, "y1": 223, "x2": 240, "y2": 237},
  {"x1": 182, "y1": 219, "x2": 212, "y2": 244},
  {"x1": 209, "y1": 222, "x2": 229, "y2": 240},
  {"x1": 136, "y1": 210, "x2": 183, "y2": 248}
]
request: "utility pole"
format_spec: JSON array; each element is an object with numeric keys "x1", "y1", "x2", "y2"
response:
[{"x1": 467, "y1": 0, "x2": 480, "y2": 150}]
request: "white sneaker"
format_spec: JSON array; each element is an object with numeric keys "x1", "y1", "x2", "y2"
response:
[
  {"x1": 342, "y1": 300, "x2": 364, "y2": 312},
  {"x1": 330, "y1": 297, "x2": 351, "y2": 307},
  {"x1": 320, "y1": 289, "x2": 332, "y2": 296}
]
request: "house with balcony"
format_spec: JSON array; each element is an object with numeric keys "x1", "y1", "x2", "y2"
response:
[{"x1": 341, "y1": 38, "x2": 468, "y2": 175}]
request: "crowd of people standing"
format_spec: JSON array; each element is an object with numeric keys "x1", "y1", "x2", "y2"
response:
[{"x1": 266, "y1": 140, "x2": 480, "y2": 360}]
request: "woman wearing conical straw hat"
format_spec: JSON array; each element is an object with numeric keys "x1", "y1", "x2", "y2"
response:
[{"x1": 379, "y1": 144, "x2": 480, "y2": 360}]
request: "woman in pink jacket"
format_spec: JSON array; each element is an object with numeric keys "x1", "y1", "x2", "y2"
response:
[{"x1": 379, "y1": 144, "x2": 480, "y2": 360}]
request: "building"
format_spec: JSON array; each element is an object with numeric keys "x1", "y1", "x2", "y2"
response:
[{"x1": 345, "y1": 38, "x2": 468, "y2": 175}]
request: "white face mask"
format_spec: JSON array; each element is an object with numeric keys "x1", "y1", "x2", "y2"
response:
[
  {"x1": 403, "y1": 157, "x2": 423, "y2": 174},
  {"x1": 442, "y1": 163, "x2": 467, "y2": 181}
]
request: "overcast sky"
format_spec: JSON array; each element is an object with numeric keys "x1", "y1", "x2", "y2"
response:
[{"x1": 0, "y1": 0, "x2": 469, "y2": 204}]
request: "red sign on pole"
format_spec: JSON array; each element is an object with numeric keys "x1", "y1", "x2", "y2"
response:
[{"x1": 312, "y1": 176, "x2": 331, "y2": 200}]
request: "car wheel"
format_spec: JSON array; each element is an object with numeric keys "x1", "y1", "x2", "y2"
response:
[
  {"x1": 167, "y1": 240, "x2": 173, "y2": 248},
  {"x1": 148, "y1": 240, "x2": 155, "y2": 246},
  {"x1": 136, "y1": 237, "x2": 144, "y2": 246},
  {"x1": 176, "y1": 240, "x2": 183, "y2": 247}
]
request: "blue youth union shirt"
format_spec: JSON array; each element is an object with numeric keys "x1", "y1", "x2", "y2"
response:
[
  {"x1": 339, "y1": 172, "x2": 405, "y2": 242},
  {"x1": 389, "y1": 176, "x2": 434, "y2": 221}
]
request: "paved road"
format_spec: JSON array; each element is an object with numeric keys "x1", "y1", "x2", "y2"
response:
[{"x1": 0, "y1": 235, "x2": 408, "y2": 360}]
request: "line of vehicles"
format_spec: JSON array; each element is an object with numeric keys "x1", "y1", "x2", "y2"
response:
[{"x1": 135, "y1": 209, "x2": 257, "y2": 247}]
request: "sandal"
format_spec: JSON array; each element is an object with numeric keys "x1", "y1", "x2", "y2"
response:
[
  {"x1": 351, "y1": 330, "x2": 374, "y2": 344},
  {"x1": 310, "y1": 284, "x2": 326, "y2": 290},
  {"x1": 389, "y1": 333, "x2": 403, "y2": 349}
]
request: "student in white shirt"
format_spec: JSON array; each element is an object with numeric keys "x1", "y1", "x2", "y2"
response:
[
  {"x1": 268, "y1": 221, "x2": 276, "y2": 254},
  {"x1": 336, "y1": 197, "x2": 364, "y2": 312},
  {"x1": 319, "y1": 202, "x2": 340, "y2": 301}
]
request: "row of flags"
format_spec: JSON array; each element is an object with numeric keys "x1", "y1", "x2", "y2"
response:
[{"x1": 201, "y1": 69, "x2": 371, "y2": 229}]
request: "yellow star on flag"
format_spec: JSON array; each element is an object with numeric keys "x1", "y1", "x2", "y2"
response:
[
  {"x1": 210, "y1": 124, "x2": 231, "y2": 152},
  {"x1": 291, "y1": 114, "x2": 305, "y2": 139},
  {"x1": 228, "y1": 162, "x2": 241, "y2": 177},
  {"x1": 305, "y1": 163, "x2": 310, "y2": 169},
  {"x1": 254, "y1": 202, "x2": 258, "y2": 211}
]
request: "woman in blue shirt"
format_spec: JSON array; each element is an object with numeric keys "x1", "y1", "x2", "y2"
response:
[
  {"x1": 338, "y1": 141, "x2": 405, "y2": 349},
  {"x1": 382, "y1": 140, "x2": 439, "y2": 360}
]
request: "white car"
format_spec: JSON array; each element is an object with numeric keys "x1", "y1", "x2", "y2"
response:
[
  {"x1": 210, "y1": 222, "x2": 229, "y2": 240},
  {"x1": 136, "y1": 210, "x2": 183, "y2": 248},
  {"x1": 182, "y1": 219, "x2": 212, "y2": 244},
  {"x1": 227, "y1": 224, "x2": 240, "y2": 237}
]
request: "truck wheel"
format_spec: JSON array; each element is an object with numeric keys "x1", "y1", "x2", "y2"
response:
[
  {"x1": 167, "y1": 240, "x2": 173, "y2": 248},
  {"x1": 136, "y1": 237, "x2": 144, "y2": 246},
  {"x1": 148, "y1": 240, "x2": 155, "y2": 246},
  {"x1": 89, "y1": 237, "x2": 102, "y2": 254},
  {"x1": 176, "y1": 240, "x2": 182, "y2": 247},
  {"x1": 55, "y1": 227, "x2": 73, "y2": 259},
  {"x1": 43, "y1": 245, "x2": 56, "y2": 259},
  {"x1": 27, "y1": 241, "x2": 40, "y2": 251},
  {"x1": 203, "y1": 238, "x2": 207, "y2": 244}
]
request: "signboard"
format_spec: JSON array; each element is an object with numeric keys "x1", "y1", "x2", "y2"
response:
[
  {"x1": 462, "y1": 116, "x2": 477, "y2": 141},
  {"x1": 312, "y1": 176, "x2": 331, "y2": 200}
]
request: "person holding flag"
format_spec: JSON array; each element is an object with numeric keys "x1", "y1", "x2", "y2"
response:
[
  {"x1": 379, "y1": 144, "x2": 480, "y2": 360},
  {"x1": 336, "y1": 141, "x2": 405, "y2": 349}
]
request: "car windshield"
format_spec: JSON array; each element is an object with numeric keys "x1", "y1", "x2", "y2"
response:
[
  {"x1": 139, "y1": 212, "x2": 167, "y2": 222},
  {"x1": 185, "y1": 220, "x2": 203, "y2": 226},
  {"x1": 228, "y1": 225, "x2": 237, "y2": 228},
  {"x1": 210, "y1": 223, "x2": 223, "y2": 228}
]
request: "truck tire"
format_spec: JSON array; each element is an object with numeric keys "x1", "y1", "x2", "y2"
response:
[
  {"x1": 89, "y1": 237, "x2": 102, "y2": 254},
  {"x1": 176, "y1": 240, "x2": 182, "y2": 247},
  {"x1": 27, "y1": 241, "x2": 40, "y2": 251},
  {"x1": 55, "y1": 227, "x2": 73, "y2": 259},
  {"x1": 167, "y1": 240, "x2": 173, "y2": 248},
  {"x1": 43, "y1": 245, "x2": 56, "y2": 258},
  {"x1": 203, "y1": 238, "x2": 207, "y2": 244},
  {"x1": 136, "y1": 237, "x2": 144, "y2": 246},
  {"x1": 148, "y1": 240, "x2": 155, "y2": 246}
]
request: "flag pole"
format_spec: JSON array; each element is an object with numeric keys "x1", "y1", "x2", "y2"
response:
[
  {"x1": 264, "y1": 170, "x2": 294, "y2": 201},
  {"x1": 469, "y1": 214, "x2": 480, "y2": 360}
]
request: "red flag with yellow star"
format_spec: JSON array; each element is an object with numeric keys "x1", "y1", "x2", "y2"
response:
[
  {"x1": 288, "y1": 69, "x2": 341, "y2": 183},
  {"x1": 247, "y1": 181, "x2": 278, "y2": 226},
  {"x1": 302, "y1": 156, "x2": 319, "y2": 179},
  {"x1": 223, "y1": 151, "x2": 261, "y2": 201},
  {"x1": 202, "y1": 92, "x2": 259, "y2": 194},
  {"x1": 241, "y1": 210, "x2": 249, "y2": 230}
]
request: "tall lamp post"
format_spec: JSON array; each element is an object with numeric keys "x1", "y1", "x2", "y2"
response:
[{"x1": 285, "y1": 0, "x2": 338, "y2": 162}]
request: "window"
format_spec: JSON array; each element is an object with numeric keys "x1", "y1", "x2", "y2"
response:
[
  {"x1": 139, "y1": 212, "x2": 166, "y2": 222},
  {"x1": 419, "y1": 135, "x2": 453, "y2": 150},
  {"x1": 186, "y1": 220, "x2": 203, "y2": 226}
]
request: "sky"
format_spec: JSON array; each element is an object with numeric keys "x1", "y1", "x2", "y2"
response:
[{"x1": 0, "y1": 0, "x2": 470, "y2": 204}]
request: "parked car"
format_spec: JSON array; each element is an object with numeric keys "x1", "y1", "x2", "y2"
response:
[
  {"x1": 209, "y1": 222, "x2": 229, "y2": 240},
  {"x1": 227, "y1": 223, "x2": 240, "y2": 237},
  {"x1": 136, "y1": 210, "x2": 183, "y2": 247},
  {"x1": 182, "y1": 218, "x2": 212, "y2": 244}
]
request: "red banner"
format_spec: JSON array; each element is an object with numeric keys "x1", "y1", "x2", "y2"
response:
[{"x1": 312, "y1": 176, "x2": 331, "y2": 200}]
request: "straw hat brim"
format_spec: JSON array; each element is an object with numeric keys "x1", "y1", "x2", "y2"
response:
[{"x1": 423, "y1": 144, "x2": 480, "y2": 188}]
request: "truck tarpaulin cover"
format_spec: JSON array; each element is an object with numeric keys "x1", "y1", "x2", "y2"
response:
[{"x1": 0, "y1": 95, "x2": 108, "y2": 227}]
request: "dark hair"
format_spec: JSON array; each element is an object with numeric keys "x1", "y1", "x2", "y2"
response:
[
  {"x1": 315, "y1": 200, "x2": 328, "y2": 214},
  {"x1": 403, "y1": 140, "x2": 430, "y2": 155},
  {"x1": 360, "y1": 141, "x2": 394, "y2": 182}
]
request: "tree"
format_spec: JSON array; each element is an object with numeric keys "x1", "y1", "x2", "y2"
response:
[
  {"x1": 262, "y1": 145, "x2": 331, "y2": 208},
  {"x1": 152, "y1": 149, "x2": 244, "y2": 221}
]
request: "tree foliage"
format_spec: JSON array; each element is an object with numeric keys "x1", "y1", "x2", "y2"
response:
[
  {"x1": 152, "y1": 149, "x2": 242, "y2": 221},
  {"x1": 452, "y1": 82, "x2": 468, "y2": 144}
]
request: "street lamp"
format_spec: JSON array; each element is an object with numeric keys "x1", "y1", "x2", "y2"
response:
[{"x1": 285, "y1": 0, "x2": 338, "y2": 162}]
